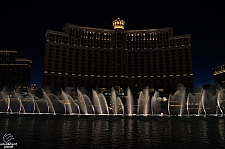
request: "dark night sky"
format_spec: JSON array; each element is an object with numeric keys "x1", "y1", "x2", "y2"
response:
[{"x1": 0, "y1": 1, "x2": 224, "y2": 88}]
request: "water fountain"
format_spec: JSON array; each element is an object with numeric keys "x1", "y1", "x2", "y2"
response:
[
  {"x1": 60, "y1": 89, "x2": 73, "y2": 115},
  {"x1": 108, "y1": 87, "x2": 125, "y2": 115},
  {"x1": 0, "y1": 86, "x2": 224, "y2": 117},
  {"x1": 179, "y1": 87, "x2": 186, "y2": 116},
  {"x1": 77, "y1": 89, "x2": 88, "y2": 114},
  {"x1": 197, "y1": 89, "x2": 206, "y2": 115},
  {"x1": 65, "y1": 93, "x2": 80, "y2": 115},
  {"x1": 117, "y1": 96, "x2": 124, "y2": 115},
  {"x1": 46, "y1": 93, "x2": 65, "y2": 113},
  {"x1": 27, "y1": 89, "x2": 40, "y2": 114},
  {"x1": 110, "y1": 87, "x2": 118, "y2": 115},
  {"x1": 98, "y1": 93, "x2": 109, "y2": 114},
  {"x1": 0, "y1": 91, "x2": 12, "y2": 113},
  {"x1": 151, "y1": 91, "x2": 160, "y2": 115},
  {"x1": 14, "y1": 91, "x2": 26, "y2": 113},
  {"x1": 126, "y1": 87, "x2": 133, "y2": 116},
  {"x1": 216, "y1": 89, "x2": 224, "y2": 115},
  {"x1": 137, "y1": 91, "x2": 143, "y2": 115},
  {"x1": 168, "y1": 94, "x2": 172, "y2": 115},
  {"x1": 92, "y1": 89, "x2": 103, "y2": 114},
  {"x1": 143, "y1": 88, "x2": 149, "y2": 116},
  {"x1": 76, "y1": 88, "x2": 95, "y2": 114},
  {"x1": 137, "y1": 88, "x2": 150, "y2": 116},
  {"x1": 42, "y1": 89, "x2": 56, "y2": 115},
  {"x1": 186, "y1": 93, "x2": 190, "y2": 116}
]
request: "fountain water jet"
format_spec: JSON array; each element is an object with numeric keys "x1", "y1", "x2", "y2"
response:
[
  {"x1": 27, "y1": 89, "x2": 40, "y2": 114},
  {"x1": 0, "y1": 85, "x2": 224, "y2": 117},
  {"x1": 216, "y1": 89, "x2": 224, "y2": 115},
  {"x1": 77, "y1": 88, "x2": 91, "y2": 114},
  {"x1": 110, "y1": 87, "x2": 118, "y2": 115},
  {"x1": 77, "y1": 88, "x2": 95, "y2": 114},
  {"x1": 42, "y1": 89, "x2": 56, "y2": 115},
  {"x1": 117, "y1": 97, "x2": 124, "y2": 115},
  {"x1": 168, "y1": 94, "x2": 172, "y2": 115},
  {"x1": 179, "y1": 87, "x2": 186, "y2": 116},
  {"x1": 187, "y1": 93, "x2": 190, "y2": 116},
  {"x1": 198, "y1": 89, "x2": 206, "y2": 115},
  {"x1": 92, "y1": 89, "x2": 103, "y2": 114},
  {"x1": 202, "y1": 90, "x2": 207, "y2": 115},
  {"x1": 65, "y1": 93, "x2": 80, "y2": 115},
  {"x1": 83, "y1": 94, "x2": 95, "y2": 114},
  {"x1": 60, "y1": 89, "x2": 73, "y2": 115},
  {"x1": 126, "y1": 87, "x2": 133, "y2": 116},
  {"x1": 151, "y1": 91, "x2": 160, "y2": 115},
  {"x1": 143, "y1": 88, "x2": 149, "y2": 116},
  {"x1": 98, "y1": 93, "x2": 109, "y2": 114},
  {"x1": 0, "y1": 91, "x2": 12, "y2": 113},
  {"x1": 14, "y1": 91, "x2": 26, "y2": 113},
  {"x1": 137, "y1": 91, "x2": 145, "y2": 115}
]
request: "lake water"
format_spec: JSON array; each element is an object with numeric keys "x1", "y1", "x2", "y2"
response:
[{"x1": 0, "y1": 114, "x2": 224, "y2": 148}]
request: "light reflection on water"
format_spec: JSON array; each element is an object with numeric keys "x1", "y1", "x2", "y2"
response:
[{"x1": 0, "y1": 115, "x2": 224, "y2": 148}]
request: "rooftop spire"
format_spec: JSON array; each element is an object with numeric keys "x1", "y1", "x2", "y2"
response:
[{"x1": 112, "y1": 17, "x2": 125, "y2": 29}]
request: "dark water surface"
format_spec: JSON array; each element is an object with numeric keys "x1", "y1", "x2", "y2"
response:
[{"x1": 0, "y1": 114, "x2": 225, "y2": 148}]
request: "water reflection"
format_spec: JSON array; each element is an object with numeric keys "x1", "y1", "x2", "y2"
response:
[
  {"x1": 91, "y1": 118, "x2": 109, "y2": 147},
  {"x1": 218, "y1": 119, "x2": 225, "y2": 147},
  {"x1": 0, "y1": 115, "x2": 224, "y2": 148},
  {"x1": 126, "y1": 119, "x2": 136, "y2": 148}
]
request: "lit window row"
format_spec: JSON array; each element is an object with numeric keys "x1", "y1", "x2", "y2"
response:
[
  {"x1": 0, "y1": 64, "x2": 32, "y2": 67},
  {"x1": 43, "y1": 71, "x2": 193, "y2": 77}
]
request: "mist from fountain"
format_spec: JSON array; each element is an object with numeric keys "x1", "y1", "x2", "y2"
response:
[
  {"x1": 83, "y1": 94, "x2": 95, "y2": 114},
  {"x1": 168, "y1": 94, "x2": 172, "y2": 115},
  {"x1": 92, "y1": 89, "x2": 103, "y2": 114},
  {"x1": 126, "y1": 87, "x2": 133, "y2": 116},
  {"x1": 60, "y1": 89, "x2": 73, "y2": 115},
  {"x1": 143, "y1": 88, "x2": 149, "y2": 116},
  {"x1": 197, "y1": 100, "x2": 202, "y2": 115},
  {"x1": 151, "y1": 91, "x2": 160, "y2": 115},
  {"x1": 27, "y1": 89, "x2": 40, "y2": 113},
  {"x1": 216, "y1": 89, "x2": 224, "y2": 115},
  {"x1": 117, "y1": 97, "x2": 124, "y2": 115},
  {"x1": 198, "y1": 89, "x2": 206, "y2": 115},
  {"x1": 46, "y1": 93, "x2": 65, "y2": 113},
  {"x1": 137, "y1": 92, "x2": 141, "y2": 114},
  {"x1": 14, "y1": 91, "x2": 26, "y2": 113},
  {"x1": 76, "y1": 89, "x2": 87, "y2": 114},
  {"x1": 179, "y1": 87, "x2": 186, "y2": 116},
  {"x1": 0, "y1": 86, "x2": 224, "y2": 117},
  {"x1": 42, "y1": 89, "x2": 56, "y2": 115},
  {"x1": 174, "y1": 90, "x2": 182, "y2": 116},
  {"x1": 111, "y1": 87, "x2": 118, "y2": 115},
  {"x1": 0, "y1": 91, "x2": 12, "y2": 113},
  {"x1": 202, "y1": 90, "x2": 207, "y2": 115},
  {"x1": 187, "y1": 93, "x2": 190, "y2": 116},
  {"x1": 77, "y1": 89, "x2": 95, "y2": 114},
  {"x1": 137, "y1": 91, "x2": 144, "y2": 114},
  {"x1": 98, "y1": 93, "x2": 109, "y2": 114},
  {"x1": 65, "y1": 93, "x2": 80, "y2": 115}
]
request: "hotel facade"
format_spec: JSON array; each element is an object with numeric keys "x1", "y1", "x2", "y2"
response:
[
  {"x1": 43, "y1": 18, "x2": 193, "y2": 92},
  {"x1": 213, "y1": 62, "x2": 225, "y2": 87},
  {"x1": 0, "y1": 50, "x2": 32, "y2": 89}
]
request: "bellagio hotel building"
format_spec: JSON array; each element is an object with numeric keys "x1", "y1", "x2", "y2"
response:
[{"x1": 43, "y1": 18, "x2": 193, "y2": 92}]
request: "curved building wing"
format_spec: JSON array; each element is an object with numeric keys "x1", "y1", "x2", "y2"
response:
[{"x1": 43, "y1": 18, "x2": 193, "y2": 92}]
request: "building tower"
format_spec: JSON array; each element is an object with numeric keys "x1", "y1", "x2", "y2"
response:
[{"x1": 0, "y1": 50, "x2": 32, "y2": 89}]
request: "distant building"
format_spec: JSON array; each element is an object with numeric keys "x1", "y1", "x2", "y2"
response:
[
  {"x1": 0, "y1": 50, "x2": 32, "y2": 89},
  {"x1": 213, "y1": 62, "x2": 225, "y2": 87},
  {"x1": 43, "y1": 18, "x2": 193, "y2": 92},
  {"x1": 30, "y1": 82, "x2": 38, "y2": 90}
]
